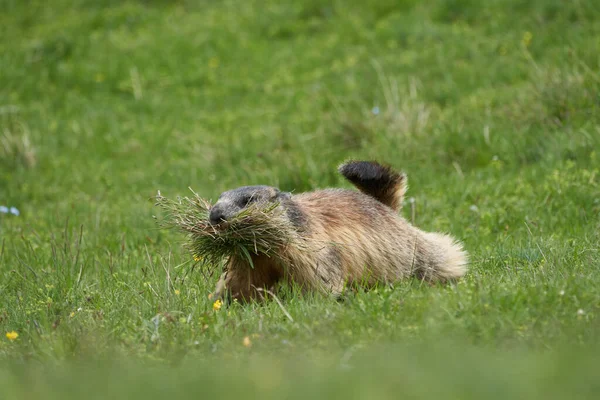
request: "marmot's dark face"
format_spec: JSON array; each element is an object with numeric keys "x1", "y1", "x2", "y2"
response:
[{"x1": 209, "y1": 185, "x2": 291, "y2": 225}]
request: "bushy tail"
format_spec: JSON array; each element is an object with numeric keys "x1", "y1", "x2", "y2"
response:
[
  {"x1": 417, "y1": 232, "x2": 468, "y2": 281},
  {"x1": 338, "y1": 160, "x2": 408, "y2": 211}
]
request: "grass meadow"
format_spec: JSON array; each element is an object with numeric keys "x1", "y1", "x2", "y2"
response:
[{"x1": 1, "y1": 0, "x2": 600, "y2": 398}]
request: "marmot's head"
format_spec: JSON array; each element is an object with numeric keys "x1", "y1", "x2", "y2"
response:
[{"x1": 209, "y1": 185, "x2": 291, "y2": 225}]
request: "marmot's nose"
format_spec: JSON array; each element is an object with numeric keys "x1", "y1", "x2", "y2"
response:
[{"x1": 209, "y1": 206, "x2": 226, "y2": 225}]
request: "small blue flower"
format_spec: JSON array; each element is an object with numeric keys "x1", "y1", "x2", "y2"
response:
[
  {"x1": 0, "y1": 206, "x2": 8, "y2": 214},
  {"x1": 372, "y1": 106, "x2": 380, "y2": 115},
  {"x1": 9, "y1": 207, "x2": 20, "y2": 216}
]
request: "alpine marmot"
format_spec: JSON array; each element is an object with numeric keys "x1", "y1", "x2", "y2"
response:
[{"x1": 210, "y1": 161, "x2": 468, "y2": 301}]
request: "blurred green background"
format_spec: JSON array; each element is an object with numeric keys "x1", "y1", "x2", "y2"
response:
[{"x1": 1, "y1": 0, "x2": 599, "y2": 398}]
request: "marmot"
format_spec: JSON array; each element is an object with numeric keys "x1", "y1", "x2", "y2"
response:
[{"x1": 210, "y1": 161, "x2": 467, "y2": 301}]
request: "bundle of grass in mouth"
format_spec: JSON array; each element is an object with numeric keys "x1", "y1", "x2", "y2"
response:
[{"x1": 154, "y1": 190, "x2": 298, "y2": 270}]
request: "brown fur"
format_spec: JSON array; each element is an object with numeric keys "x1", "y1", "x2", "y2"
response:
[{"x1": 211, "y1": 164, "x2": 468, "y2": 301}]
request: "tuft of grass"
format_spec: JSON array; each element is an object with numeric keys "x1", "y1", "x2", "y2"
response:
[
  {"x1": 533, "y1": 65, "x2": 600, "y2": 127},
  {"x1": 0, "y1": 122, "x2": 36, "y2": 169},
  {"x1": 329, "y1": 65, "x2": 435, "y2": 153}
]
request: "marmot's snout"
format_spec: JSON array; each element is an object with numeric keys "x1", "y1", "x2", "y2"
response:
[{"x1": 209, "y1": 204, "x2": 230, "y2": 225}]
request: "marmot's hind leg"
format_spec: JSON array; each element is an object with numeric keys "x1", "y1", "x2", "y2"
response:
[{"x1": 338, "y1": 161, "x2": 407, "y2": 211}]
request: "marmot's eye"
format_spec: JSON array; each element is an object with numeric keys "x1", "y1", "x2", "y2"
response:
[{"x1": 241, "y1": 195, "x2": 254, "y2": 206}]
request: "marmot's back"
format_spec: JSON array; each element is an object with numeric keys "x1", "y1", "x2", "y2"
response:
[{"x1": 288, "y1": 189, "x2": 467, "y2": 293}]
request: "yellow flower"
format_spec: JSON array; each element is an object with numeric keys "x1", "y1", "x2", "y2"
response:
[
  {"x1": 243, "y1": 336, "x2": 252, "y2": 348},
  {"x1": 193, "y1": 254, "x2": 201, "y2": 262},
  {"x1": 174, "y1": 289, "x2": 181, "y2": 296},
  {"x1": 522, "y1": 31, "x2": 533, "y2": 48},
  {"x1": 6, "y1": 331, "x2": 18, "y2": 341},
  {"x1": 213, "y1": 299, "x2": 222, "y2": 311},
  {"x1": 346, "y1": 55, "x2": 358, "y2": 67},
  {"x1": 69, "y1": 311, "x2": 75, "y2": 318},
  {"x1": 208, "y1": 57, "x2": 219, "y2": 69}
]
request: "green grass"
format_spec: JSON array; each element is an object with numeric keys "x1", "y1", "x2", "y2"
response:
[{"x1": 1, "y1": 0, "x2": 600, "y2": 398}]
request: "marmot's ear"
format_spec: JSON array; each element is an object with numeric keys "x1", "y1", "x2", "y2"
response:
[{"x1": 275, "y1": 190, "x2": 292, "y2": 201}]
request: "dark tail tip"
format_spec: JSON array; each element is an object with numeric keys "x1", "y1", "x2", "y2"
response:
[{"x1": 338, "y1": 160, "x2": 407, "y2": 211}]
